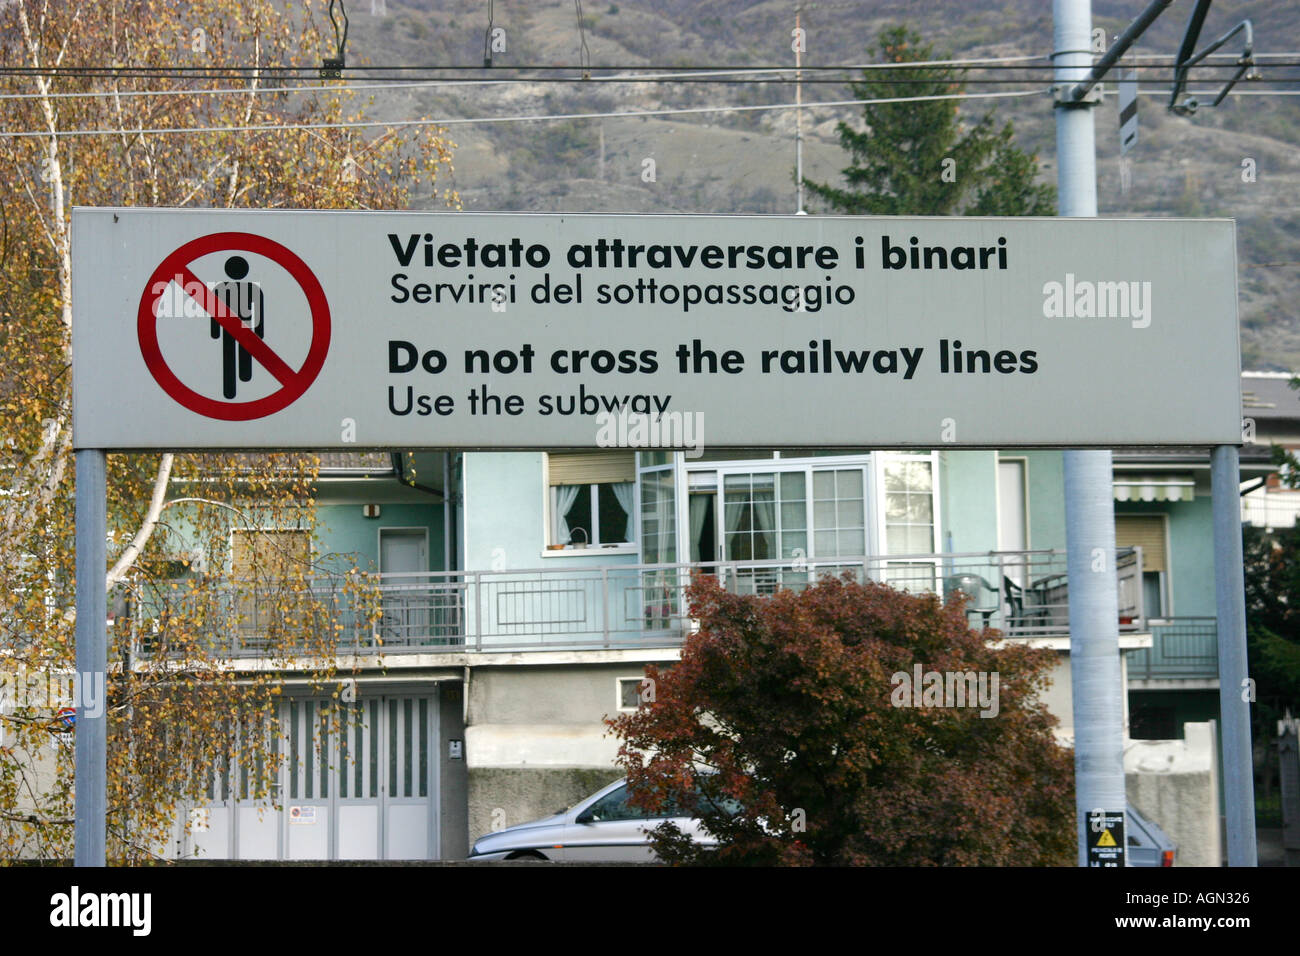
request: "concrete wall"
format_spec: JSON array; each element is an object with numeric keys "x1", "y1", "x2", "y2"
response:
[
  {"x1": 468, "y1": 768, "x2": 624, "y2": 848},
  {"x1": 464, "y1": 660, "x2": 669, "y2": 844},
  {"x1": 438, "y1": 682, "x2": 469, "y2": 859},
  {"x1": 1040, "y1": 650, "x2": 1135, "y2": 742},
  {"x1": 1125, "y1": 721, "x2": 1221, "y2": 867}
]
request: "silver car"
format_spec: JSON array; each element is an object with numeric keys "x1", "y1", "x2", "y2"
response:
[
  {"x1": 469, "y1": 777, "x2": 719, "y2": 862},
  {"x1": 471, "y1": 780, "x2": 1178, "y2": 865},
  {"x1": 1126, "y1": 804, "x2": 1177, "y2": 867}
]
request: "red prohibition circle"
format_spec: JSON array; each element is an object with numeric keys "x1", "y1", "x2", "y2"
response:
[{"x1": 137, "y1": 232, "x2": 331, "y2": 421}]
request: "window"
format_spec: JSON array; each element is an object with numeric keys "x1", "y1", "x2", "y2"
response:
[
  {"x1": 879, "y1": 455, "x2": 939, "y2": 593},
  {"x1": 547, "y1": 452, "x2": 635, "y2": 548},
  {"x1": 882, "y1": 457, "x2": 935, "y2": 554},
  {"x1": 583, "y1": 784, "x2": 644, "y2": 822},
  {"x1": 230, "y1": 529, "x2": 312, "y2": 640},
  {"x1": 230, "y1": 529, "x2": 311, "y2": 581},
  {"x1": 813, "y1": 469, "x2": 865, "y2": 558},
  {"x1": 618, "y1": 676, "x2": 651, "y2": 711},
  {"x1": 1115, "y1": 515, "x2": 1168, "y2": 617}
]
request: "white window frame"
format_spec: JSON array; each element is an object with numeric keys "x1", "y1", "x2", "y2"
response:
[
  {"x1": 616, "y1": 676, "x2": 652, "y2": 713},
  {"x1": 695, "y1": 454, "x2": 877, "y2": 567},
  {"x1": 637, "y1": 451, "x2": 944, "y2": 586},
  {"x1": 873, "y1": 451, "x2": 943, "y2": 593},
  {"x1": 547, "y1": 481, "x2": 637, "y2": 553}
]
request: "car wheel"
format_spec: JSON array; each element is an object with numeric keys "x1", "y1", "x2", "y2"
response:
[{"x1": 505, "y1": 850, "x2": 547, "y2": 861}]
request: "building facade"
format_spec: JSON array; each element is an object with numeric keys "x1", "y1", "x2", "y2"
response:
[{"x1": 146, "y1": 404, "x2": 1269, "y2": 859}]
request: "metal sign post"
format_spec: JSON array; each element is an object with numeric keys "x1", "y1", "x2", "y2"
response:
[
  {"x1": 1212, "y1": 444, "x2": 1258, "y2": 866},
  {"x1": 73, "y1": 449, "x2": 107, "y2": 867}
]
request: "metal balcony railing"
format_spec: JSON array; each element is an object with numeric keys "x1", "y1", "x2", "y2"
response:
[
  {"x1": 131, "y1": 548, "x2": 1146, "y2": 658},
  {"x1": 1128, "y1": 617, "x2": 1219, "y2": 681}
]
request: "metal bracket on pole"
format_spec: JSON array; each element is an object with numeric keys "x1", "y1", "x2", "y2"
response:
[
  {"x1": 1170, "y1": 15, "x2": 1256, "y2": 115},
  {"x1": 1054, "y1": 82, "x2": 1103, "y2": 107},
  {"x1": 1066, "y1": 0, "x2": 1176, "y2": 104}
]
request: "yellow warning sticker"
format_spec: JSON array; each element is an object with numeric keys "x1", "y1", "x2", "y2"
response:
[{"x1": 1096, "y1": 828, "x2": 1117, "y2": 847}]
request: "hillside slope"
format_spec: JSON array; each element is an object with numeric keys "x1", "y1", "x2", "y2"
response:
[{"x1": 341, "y1": 0, "x2": 1300, "y2": 369}]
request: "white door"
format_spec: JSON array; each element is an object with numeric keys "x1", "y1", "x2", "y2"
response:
[
  {"x1": 284, "y1": 698, "x2": 331, "y2": 860},
  {"x1": 997, "y1": 460, "x2": 1028, "y2": 588},
  {"x1": 235, "y1": 719, "x2": 282, "y2": 859},
  {"x1": 187, "y1": 694, "x2": 437, "y2": 861},
  {"x1": 383, "y1": 695, "x2": 436, "y2": 859},
  {"x1": 336, "y1": 698, "x2": 383, "y2": 860}
]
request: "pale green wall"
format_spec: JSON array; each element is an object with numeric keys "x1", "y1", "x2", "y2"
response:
[
  {"x1": 1021, "y1": 450, "x2": 1067, "y2": 551},
  {"x1": 937, "y1": 450, "x2": 1071, "y2": 555},
  {"x1": 463, "y1": 452, "x2": 638, "y2": 572},
  {"x1": 938, "y1": 450, "x2": 998, "y2": 553},
  {"x1": 314, "y1": 502, "x2": 445, "y2": 573},
  {"x1": 1115, "y1": 497, "x2": 1215, "y2": 617}
]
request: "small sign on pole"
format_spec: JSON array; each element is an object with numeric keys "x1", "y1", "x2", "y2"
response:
[
  {"x1": 1119, "y1": 68, "x2": 1139, "y2": 154},
  {"x1": 1087, "y1": 808, "x2": 1127, "y2": 867}
]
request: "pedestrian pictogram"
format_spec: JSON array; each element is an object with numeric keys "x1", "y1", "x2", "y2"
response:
[
  {"x1": 137, "y1": 232, "x2": 330, "y2": 421},
  {"x1": 211, "y1": 255, "x2": 267, "y2": 400}
]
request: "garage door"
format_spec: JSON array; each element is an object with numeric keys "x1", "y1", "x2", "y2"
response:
[{"x1": 184, "y1": 691, "x2": 439, "y2": 861}]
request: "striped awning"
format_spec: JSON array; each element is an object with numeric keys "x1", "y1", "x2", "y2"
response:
[{"x1": 1113, "y1": 474, "x2": 1195, "y2": 502}]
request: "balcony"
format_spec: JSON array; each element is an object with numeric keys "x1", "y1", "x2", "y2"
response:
[
  {"x1": 1127, "y1": 617, "x2": 1219, "y2": 683},
  {"x1": 132, "y1": 549, "x2": 1149, "y2": 658}
]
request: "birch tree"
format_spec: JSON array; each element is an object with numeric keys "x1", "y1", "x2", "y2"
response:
[{"x1": 0, "y1": 0, "x2": 457, "y2": 860}]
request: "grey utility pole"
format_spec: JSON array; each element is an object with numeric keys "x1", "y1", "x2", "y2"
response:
[
  {"x1": 1053, "y1": 0, "x2": 1127, "y2": 867},
  {"x1": 1212, "y1": 445, "x2": 1258, "y2": 865},
  {"x1": 1054, "y1": 0, "x2": 1257, "y2": 866}
]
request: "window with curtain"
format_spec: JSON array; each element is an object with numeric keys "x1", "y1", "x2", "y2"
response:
[
  {"x1": 882, "y1": 457, "x2": 936, "y2": 554},
  {"x1": 547, "y1": 452, "x2": 636, "y2": 547},
  {"x1": 880, "y1": 455, "x2": 938, "y2": 593},
  {"x1": 639, "y1": 468, "x2": 676, "y2": 564}
]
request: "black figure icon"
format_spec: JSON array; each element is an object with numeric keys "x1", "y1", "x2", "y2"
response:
[{"x1": 211, "y1": 256, "x2": 266, "y2": 400}]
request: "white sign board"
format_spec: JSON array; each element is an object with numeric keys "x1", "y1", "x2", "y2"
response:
[{"x1": 72, "y1": 209, "x2": 1242, "y2": 450}]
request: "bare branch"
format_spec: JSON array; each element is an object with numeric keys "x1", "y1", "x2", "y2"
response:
[{"x1": 106, "y1": 453, "x2": 175, "y2": 591}]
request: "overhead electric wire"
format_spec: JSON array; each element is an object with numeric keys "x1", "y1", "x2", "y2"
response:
[
  {"x1": 1, "y1": 50, "x2": 1294, "y2": 81},
  {"x1": 4, "y1": 80, "x2": 1299, "y2": 140},
  {"x1": 0, "y1": 88, "x2": 1050, "y2": 139},
  {"x1": 0, "y1": 44, "x2": 1292, "y2": 138},
  {"x1": 0, "y1": 59, "x2": 1293, "y2": 103},
  {"x1": 3, "y1": 73, "x2": 1295, "y2": 89}
]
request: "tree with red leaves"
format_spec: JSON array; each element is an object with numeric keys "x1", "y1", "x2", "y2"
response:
[{"x1": 607, "y1": 574, "x2": 1075, "y2": 865}]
